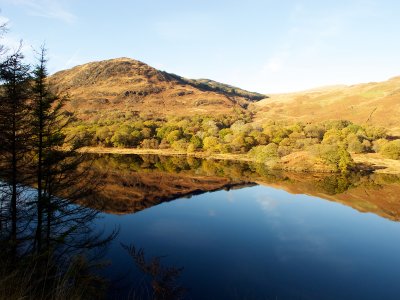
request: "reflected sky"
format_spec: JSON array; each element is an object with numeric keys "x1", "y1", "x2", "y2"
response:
[{"x1": 98, "y1": 184, "x2": 400, "y2": 299}]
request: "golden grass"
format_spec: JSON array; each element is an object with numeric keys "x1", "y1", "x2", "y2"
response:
[
  {"x1": 352, "y1": 153, "x2": 400, "y2": 174},
  {"x1": 49, "y1": 57, "x2": 259, "y2": 120},
  {"x1": 254, "y1": 76, "x2": 400, "y2": 134}
]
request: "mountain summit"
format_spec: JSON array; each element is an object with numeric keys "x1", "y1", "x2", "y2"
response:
[{"x1": 50, "y1": 57, "x2": 266, "y2": 120}]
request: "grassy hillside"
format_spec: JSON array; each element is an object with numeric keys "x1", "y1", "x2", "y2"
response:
[
  {"x1": 50, "y1": 57, "x2": 400, "y2": 134},
  {"x1": 49, "y1": 57, "x2": 266, "y2": 121},
  {"x1": 253, "y1": 76, "x2": 400, "y2": 134}
]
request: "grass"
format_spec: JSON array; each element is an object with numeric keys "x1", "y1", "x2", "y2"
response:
[
  {"x1": 352, "y1": 153, "x2": 400, "y2": 174},
  {"x1": 0, "y1": 253, "x2": 106, "y2": 300},
  {"x1": 254, "y1": 76, "x2": 400, "y2": 133}
]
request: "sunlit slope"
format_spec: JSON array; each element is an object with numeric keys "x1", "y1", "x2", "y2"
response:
[
  {"x1": 49, "y1": 57, "x2": 266, "y2": 121},
  {"x1": 253, "y1": 76, "x2": 400, "y2": 133}
]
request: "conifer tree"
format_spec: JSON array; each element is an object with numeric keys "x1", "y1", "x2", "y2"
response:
[
  {"x1": 0, "y1": 49, "x2": 31, "y2": 244},
  {"x1": 31, "y1": 47, "x2": 63, "y2": 250},
  {"x1": 31, "y1": 47, "x2": 102, "y2": 251}
]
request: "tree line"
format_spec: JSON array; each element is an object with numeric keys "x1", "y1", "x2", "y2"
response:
[{"x1": 69, "y1": 111, "x2": 400, "y2": 173}]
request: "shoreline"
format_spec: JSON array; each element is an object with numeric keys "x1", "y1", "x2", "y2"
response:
[
  {"x1": 79, "y1": 147, "x2": 253, "y2": 162},
  {"x1": 79, "y1": 147, "x2": 400, "y2": 175}
]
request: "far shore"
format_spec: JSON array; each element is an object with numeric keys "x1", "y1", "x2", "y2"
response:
[
  {"x1": 79, "y1": 146, "x2": 253, "y2": 162},
  {"x1": 79, "y1": 147, "x2": 400, "y2": 175}
]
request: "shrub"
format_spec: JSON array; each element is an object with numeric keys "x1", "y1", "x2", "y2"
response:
[
  {"x1": 187, "y1": 143, "x2": 196, "y2": 153},
  {"x1": 278, "y1": 145, "x2": 293, "y2": 157},
  {"x1": 189, "y1": 135, "x2": 203, "y2": 150},
  {"x1": 312, "y1": 144, "x2": 354, "y2": 172},
  {"x1": 322, "y1": 129, "x2": 342, "y2": 145},
  {"x1": 202, "y1": 136, "x2": 219, "y2": 152},
  {"x1": 171, "y1": 139, "x2": 188, "y2": 151},
  {"x1": 166, "y1": 130, "x2": 182, "y2": 144},
  {"x1": 249, "y1": 130, "x2": 269, "y2": 145},
  {"x1": 140, "y1": 138, "x2": 159, "y2": 149},
  {"x1": 380, "y1": 140, "x2": 400, "y2": 160},
  {"x1": 365, "y1": 126, "x2": 387, "y2": 140},
  {"x1": 141, "y1": 127, "x2": 152, "y2": 138},
  {"x1": 295, "y1": 138, "x2": 319, "y2": 150},
  {"x1": 372, "y1": 138, "x2": 389, "y2": 153},
  {"x1": 304, "y1": 124, "x2": 325, "y2": 140},
  {"x1": 218, "y1": 128, "x2": 232, "y2": 139},
  {"x1": 248, "y1": 143, "x2": 279, "y2": 163},
  {"x1": 346, "y1": 133, "x2": 366, "y2": 153}
]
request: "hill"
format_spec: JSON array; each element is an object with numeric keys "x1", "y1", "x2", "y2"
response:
[
  {"x1": 49, "y1": 57, "x2": 266, "y2": 121},
  {"x1": 253, "y1": 76, "x2": 400, "y2": 134},
  {"x1": 50, "y1": 58, "x2": 400, "y2": 134}
]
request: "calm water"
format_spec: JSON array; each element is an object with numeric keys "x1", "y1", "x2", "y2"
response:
[{"x1": 89, "y1": 154, "x2": 400, "y2": 299}]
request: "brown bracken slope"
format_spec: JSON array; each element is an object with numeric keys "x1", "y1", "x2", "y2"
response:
[
  {"x1": 253, "y1": 76, "x2": 400, "y2": 134},
  {"x1": 49, "y1": 57, "x2": 266, "y2": 121},
  {"x1": 50, "y1": 57, "x2": 400, "y2": 133}
]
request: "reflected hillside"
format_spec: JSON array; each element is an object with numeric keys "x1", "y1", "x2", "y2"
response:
[
  {"x1": 81, "y1": 154, "x2": 257, "y2": 214},
  {"x1": 255, "y1": 172, "x2": 400, "y2": 221},
  {"x1": 81, "y1": 154, "x2": 400, "y2": 221}
]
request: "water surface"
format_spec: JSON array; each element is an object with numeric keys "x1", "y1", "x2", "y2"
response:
[{"x1": 87, "y1": 154, "x2": 400, "y2": 299}]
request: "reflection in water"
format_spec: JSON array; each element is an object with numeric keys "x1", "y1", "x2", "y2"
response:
[
  {"x1": 6, "y1": 153, "x2": 397, "y2": 298},
  {"x1": 78, "y1": 154, "x2": 400, "y2": 299},
  {"x1": 82, "y1": 154, "x2": 400, "y2": 221},
  {"x1": 0, "y1": 152, "x2": 118, "y2": 299},
  {"x1": 97, "y1": 177, "x2": 400, "y2": 299},
  {"x1": 122, "y1": 245, "x2": 186, "y2": 300}
]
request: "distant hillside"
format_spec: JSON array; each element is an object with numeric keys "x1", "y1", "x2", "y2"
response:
[
  {"x1": 49, "y1": 58, "x2": 400, "y2": 133},
  {"x1": 49, "y1": 57, "x2": 267, "y2": 121},
  {"x1": 162, "y1": 73, "x2": 265, "y2": 101},
  {"x1": 253, "y1": 76, "x2": 400, "y2": 134}
]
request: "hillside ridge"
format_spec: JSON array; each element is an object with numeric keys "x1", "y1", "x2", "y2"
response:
[
  {"x1": 49, "y1": 57, "x2": 266, "y2": 120},
  {"x1": 50, "y1": 57, "x2": 400, "y2": 133}
]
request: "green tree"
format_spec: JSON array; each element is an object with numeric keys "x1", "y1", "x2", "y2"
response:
[
  {"x1": 0, "y1": 50, "x2": 31, "y2": 244},
  {"x1": 322, "y1": 129, "x2": 342, "y2": 145},
  {"x1": 189, "y1": 135, "x2": 203, "y2": 150},
  {"x1": 31, "y1": 47, "x2": 70, "y2": 250},
  {"x1": 248, "y1": 143, "x2": 279, "y2": 163},
  {"x1": 30, "y1": 48, "x2": 102, "y2": 252},
  {"x1": 166, "y1": 129, "x2": 182, "y2": 144},
  {"x1": 202, "y1": 136, "x2": 219, "y2": 152},
  {"x1": 314, "y1": 144, "x2": 353, "y2": 173},
  {"x1": 346, "y1": 133, "x2": 365, "y2": 153}
]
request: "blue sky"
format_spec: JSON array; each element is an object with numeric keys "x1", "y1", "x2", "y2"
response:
[{"x1": 0, "y1": 0, "x2": 399, "y2": 93}]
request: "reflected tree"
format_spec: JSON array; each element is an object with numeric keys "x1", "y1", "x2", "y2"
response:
[{"x1": 122, "y1": 244, "x2": 186, "y2": 300}]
